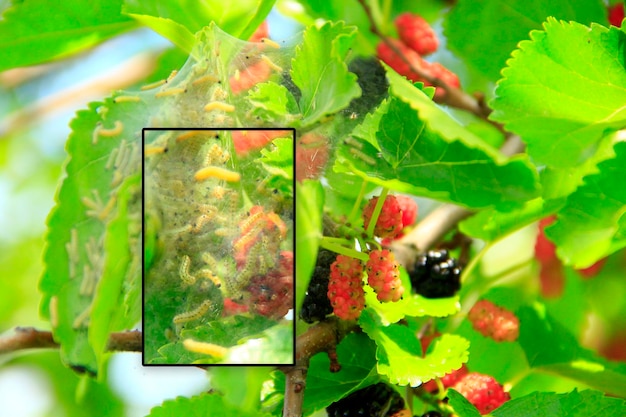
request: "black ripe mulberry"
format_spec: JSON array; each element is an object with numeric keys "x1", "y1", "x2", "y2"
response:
[
  {"x1": 299, "y1": 249, "x2": 334, "y2": 323},
  {"x1": 409, "y1": 250, "x2": 461, "y2": 298}
]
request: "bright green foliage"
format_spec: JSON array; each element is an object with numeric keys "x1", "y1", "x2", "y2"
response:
[
  {"x1": 146, "y1": 393, "x2": 270, "y2": 417},
  {"x1": 291, "y1": 21, "x2": 361, "y2": 125},
  {"x1": 360, "y1": 308, "x2": 469, "y2": 386},
  {"x1": 336, "y1": 74, "x2": 540, "y2": 210},
  {"x1": 445, "y1": 0, "x2": 607, "y2": 80},
  {"x1": 125, "y1": 0, "x2": 275, "y2": 42},
  {"x1": 490, "y1": 19, "x2": 626, "y2": 168},
  {"x1": 0, "y1": 0, "x2": 136, "y2": 71},
  {"x1": 518, "y1": 304, "x2": 626, "y2": 396},
  {"x1": 546, "y1": 142, "x2": 626, "y2": 268},
  {"x1": 491, "y1": 389, "x2": 626, "y2": 417},
  {"x1": 39, "y1": 97, "x2": 145, "y2": 376}
]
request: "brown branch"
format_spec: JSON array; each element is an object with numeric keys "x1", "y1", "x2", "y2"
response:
[
  {"x1": 281, "y1": 318, "x2": 358, "y2": 416},
  {"x1": 0, "y1": 327, "x2": 143, "y2": 354}
]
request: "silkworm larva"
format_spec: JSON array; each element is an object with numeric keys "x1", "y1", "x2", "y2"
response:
[
  {"x1": 266, "y1": 212, "x2": 287, "y2": 239},
  {"x1": 260, "y1": 38, "x2": 280, "y2": 49},
  {"x1": 194, "y1": 166, "x2": 240, "y2": 182},
  {"x1": 204, "y1": 101, "x2": 235, "y2": 113},
  {"x1": 155, "y1": 88, "x2": 186, "y2": 98},
  {"x1": 113, "y1": 96, "x2": 141, "y2": 103},
  {"x1": 105, "y1": 148, "x2": 119, "y2": 170},
  {"x1": 176, "y1": 130, "x2": 217, "y2": 143},
  {"x1": 172, "y1": 300, "x2": 214, "y2": 324},
  {"x1": 192, "y1": 74, "x2": 219, "y2": 86},
  {"x1": 140, "y1": 79, "x2": 166, "y2": 90},
  {"x1": 260, "y1": 55, "x2": 283, "y2": 72},
  {"x1": 93, "y1": 121, "x2": 124, "y2": 144},
  {"x1": 144, "y1": 146, "x2": 168, "y2": 156},
  {"x1": 179, "y1": 255, "x2": 196, "y2": 285},
  {"x1": 182, "y1": 339, "x2": 228, "y2": 358},
  {"x1": 166, "y1": 69, "x2": 178, "y2": 82},
  {"x1": 72, "y1": 303, "x2": 93, "y2": 329},
  {"x1": 344, "y1": 136, "x2": 363, "y2": 149},
  {"x1": 349, "y1": 148, "x2": 376, "y2": 166}
]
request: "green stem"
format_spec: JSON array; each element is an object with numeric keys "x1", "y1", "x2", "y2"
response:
[
  {"x1": 347, "y1": 180, "x2": 369, "y2": 225},
  {"x1": 320, "y1": 238, "x2": 369, "y2": 262},
  {"x1": 365, "y1": 187, "x2": 389, "y2": 238}
]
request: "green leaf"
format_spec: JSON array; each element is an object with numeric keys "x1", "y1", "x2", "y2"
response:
[
  {"x1": 39, "y1": 96, "x2": 145, "y2": 376},
  {"x1": 0, "y1": 0, "x2": 136, "y2": 71},
  {"x1": 491, "y1": 389, "x2": 626, "y2": 417},
  {"x1": 247, "y1": 82, "x2": 300, "y2": 120},
  {"x1": 89, "y1": 174, "x2": 141, "y2": 377},
  {"x1": 546, "y1": 142, "x2": 626, "y2": 268},
  {"x1": 210, "y1": 367, "x2": 273, "y2": 413},
  {"x1": 360, "y1": 308, "x2": 469, "y2": 386},
  {"x1": 364, "y1": 268, "x2": 460, "y2": 325},
  {"x1": 124, "y1": 0, "x2": 274, "y2": 40},
  {"x1": 295, "y1": 181, "x2": 324, "y2": 319},
  {"x1": 458, "y1": 198, "x2": 562, "y2": 241},
  {"x1": 490, "y1": 19, "x2": 626, "y2": 168},
  {"x1": 291, "y1": 21, "x2": 361, "y2": 125},
  {"x1": 338, "y1": 75, "x2": 540, "y2": 209},
  {"x1": 448, "y1": 389, "x2": 482, "y2": 417},
  {"x1": 274, "y1": 332, "x2": 379, "y2": 415},
  {"x1": 124, "y1": 14, "x2": 195, "y2": 53},
  {"x1": 518, "y1": 304, "x2": 626, "y2": 396},
  {"x1": 445, "y1": 0, "x2": 607, "y2": 80},
  {"x1": 259, "y1": 137, "x2": 295, "y2": 183},
  {"x1": 147, "y1": 393, "x2": 270, "y2": 417}
]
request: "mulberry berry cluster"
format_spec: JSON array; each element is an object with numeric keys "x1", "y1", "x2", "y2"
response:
[
  {"x1": 409, "y1": 250, "x2": 462, "y2": 298},
  {"x1": 377, "y1": 13, "x2": 460, "y2": 100},
  {"x1": 366, "y1": 249, "x2": 404, "y2": 302},
  {"x1": 327, "y1": 255, "x2": 366, "y2": 320},
  {"x1": 467, "y1": 299, "x2": 519, "y2": 343},
  {"x1": 326, "y1": 382, "x2": 405, "y2": 417}
]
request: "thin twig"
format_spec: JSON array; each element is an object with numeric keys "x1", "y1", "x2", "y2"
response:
[{"x1": 0, "y1": 327, "x2": 143, "y2": 354}]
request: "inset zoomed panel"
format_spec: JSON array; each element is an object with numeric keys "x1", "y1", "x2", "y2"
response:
[{"x1": 142, "y1": 128, "x2": 295, "y2": 365}]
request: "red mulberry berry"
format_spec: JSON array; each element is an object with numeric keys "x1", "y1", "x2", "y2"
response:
[
  {"x1": 468, "y1": 300, "x2": 519, "y2": 343},
  {"x1": 366, "y1": 249, "x2": 404, "y2": 302},
  {"x1": 395, "y1": 195, "x2": 418, "y2": 228},
  {"x1": 609, "y1": 3, "x2": 624, "y2": 27},
  {"x1": 395, "y1": 13, "x2": 439, "y2": 56},
  {"x1": 452, "y1": 372, "x2": 510, "y2": 415},
  {"x1": 363, "y1": 195, "x2": 404, "y2": 239},
  {"x1": 327, "y1": 255, "x2": 365, "y2": 320}
]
